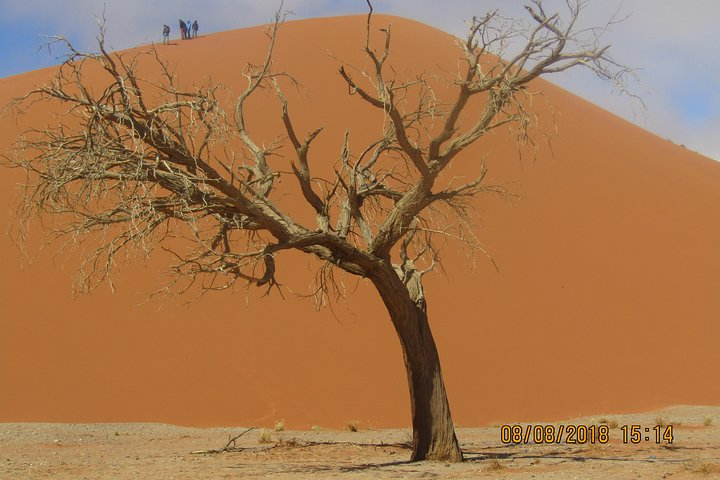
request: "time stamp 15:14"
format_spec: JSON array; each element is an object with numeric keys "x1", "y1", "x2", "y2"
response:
[{"x1": 500, "y1": 424, "x2": 675, "y2": 445}]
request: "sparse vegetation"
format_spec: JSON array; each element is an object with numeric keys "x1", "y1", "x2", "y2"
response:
[
  {"x1": 656, "y1": 417, "x2": 669, "y2": 427},
  {"x1": 485, "y1": 458, "x2": 506, "y2": 471},
  {"x1": 597, "y1": 416, "x2": 619, "y2": 428},
  {"x1": 4, "y1": 415, "x2": 720, "y2": 477},
  {"x1": 690, "y1": 462, "x2": 720, "y2": 475},
  {"x1": 311, "y1": 425, "x2": 322, "y2": 432},
  {"x1": 704, "y1": 416, "x2": 714, "y2": 427},
  {"x1": 278, "y1": 436, "x2": 302, "y2": 447},
  {"x1": 274, "y1": 421, "x2": 286, "y2": 432},
  {"x1": 258, "y1": 430, "x2": 273, "y2": 445},
  {"x1": 346, "y1": 420, "x2": 360, "y2": 433}
]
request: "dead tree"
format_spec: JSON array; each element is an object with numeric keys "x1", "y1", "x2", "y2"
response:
[{"x1": 6, "y1": 0, "x2": 632, "y2": 462}]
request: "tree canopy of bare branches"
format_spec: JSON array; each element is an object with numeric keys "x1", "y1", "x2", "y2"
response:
[{"x1": 5, "y1": 0, "x2": 633, "y2": 462}]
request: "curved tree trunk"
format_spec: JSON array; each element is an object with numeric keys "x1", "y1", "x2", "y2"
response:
[{"x1": 371, "y1": 264, "x2": 463, "y2": 462}]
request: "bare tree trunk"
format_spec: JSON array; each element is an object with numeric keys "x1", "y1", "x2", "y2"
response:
[{"x1": 371, "y1": 264, "x2": 463, "y2": 462}]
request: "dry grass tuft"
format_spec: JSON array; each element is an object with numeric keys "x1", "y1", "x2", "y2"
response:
[
  {"x1": 655, "y1": 417, "x2": 669, "y2": 427},
  {"x1": 690, "y1": 462, "x2": 720, "y2": 475},
  {"x1": 258, "y1": 430, "x2": 273, "y2": 445},
  {"x1": 598, "y1": 417, "x2": 619, "y2": 429},
  {"x1": 274, "y1": 421, "x2": 285, "y2": 432},
  {"x1": 346, "y1": 420, "x2": 360, "y2": 432},
  {"x1": 704, "y1": 416, "x2": 714, "y2": 427},
  {"x1": 485, "y1": 458, "x2": 506, "y2": 471},
  {"x1": 278, "y1": 436, "x2": 302, "y2": 447}
]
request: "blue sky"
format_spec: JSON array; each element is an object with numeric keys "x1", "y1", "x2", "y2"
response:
[{"x1": 1, "y1": 0, "x2": 718, "y2": 160}]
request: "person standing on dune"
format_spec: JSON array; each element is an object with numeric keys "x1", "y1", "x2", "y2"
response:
[
  {"x1": 162, "y1": 24, "x2": 170, "y2": 44},
  {"x1": 192, "y1": 20, "x2": 198, "y2": 38},
  {"x1": 179, "y1": 19, "x2": 187, "y2": 40}
]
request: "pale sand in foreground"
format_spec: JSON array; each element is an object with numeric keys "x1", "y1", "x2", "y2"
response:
[{"x1": 2, "y1": 406, "x2": 719, "y2": 479}]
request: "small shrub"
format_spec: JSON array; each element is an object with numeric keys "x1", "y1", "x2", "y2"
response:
[
  {"x1": 655, "y1": 417, "x2": 669, "y2": 427},
  {"x1": 258, "y1": 430, "x2": 273, "y2": 445},
  {"x1": 704, "y1": 416, "x2": 714, "y2": 427},
  {"x1": 311, "y1": 425, "x2": 322, "y2": 432},
  {"x1": 346, "y1": 420, "x2": 360, "y2": 432},
  {"x1": 274, "y1": 421, "x2": 285, "y2": 432}
]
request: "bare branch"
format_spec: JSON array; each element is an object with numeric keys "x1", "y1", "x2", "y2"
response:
[{"x1": 7, "y1": 0, "x2": 634, "y2": 307}]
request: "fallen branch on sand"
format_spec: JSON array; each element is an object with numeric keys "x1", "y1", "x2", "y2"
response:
[{"x1": 191, "y1": 427, "x2": 257, "y2": 454}]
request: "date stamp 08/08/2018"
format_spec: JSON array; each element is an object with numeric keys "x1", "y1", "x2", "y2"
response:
[{"x1": 500, "y1": 424, "x2": 675, "y2": 445}]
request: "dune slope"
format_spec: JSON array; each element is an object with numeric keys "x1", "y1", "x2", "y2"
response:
[{"x1": 1, "y1": 15, "x2": 719, "y2": 429}]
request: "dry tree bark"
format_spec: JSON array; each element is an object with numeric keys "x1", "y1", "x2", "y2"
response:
[{"x1": 4, "y1": 0, "x2": 633, "y2": 462}]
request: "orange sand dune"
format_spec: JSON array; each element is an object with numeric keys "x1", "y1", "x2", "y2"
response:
[{"x1": 1, "y1": 15, "x2": 719, "y2": 429}]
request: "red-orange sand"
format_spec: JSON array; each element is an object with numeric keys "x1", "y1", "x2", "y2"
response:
[{"x1": 1, "y1": 15, "x2": 719, "y2": 431}]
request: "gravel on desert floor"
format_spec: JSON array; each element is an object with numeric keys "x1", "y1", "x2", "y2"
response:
[{"x1": 2, "y1": 405, "x2": 720, "y2": 479}]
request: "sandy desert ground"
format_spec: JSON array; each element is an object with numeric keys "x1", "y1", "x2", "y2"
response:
[{"x1": 2, "y1": 406, "x2": 720, "y2": 479}]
